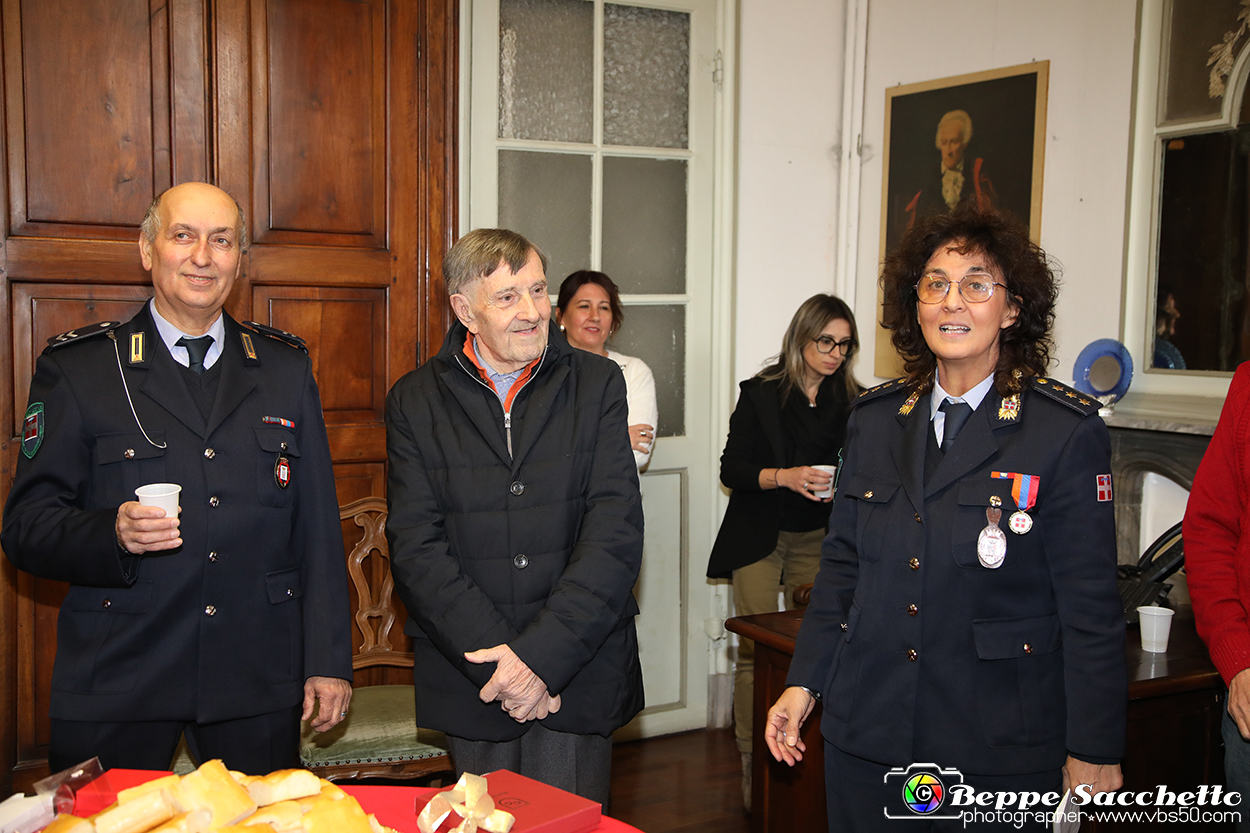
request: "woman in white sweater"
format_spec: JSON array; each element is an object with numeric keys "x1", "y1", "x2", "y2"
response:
[{"x1": 556, "y1": 270, "x2": 659, "y2": 471}]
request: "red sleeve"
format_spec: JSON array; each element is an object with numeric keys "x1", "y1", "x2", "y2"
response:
[{"x1": 1184, "y1": 362, "x2": 1250, "y2": 684}]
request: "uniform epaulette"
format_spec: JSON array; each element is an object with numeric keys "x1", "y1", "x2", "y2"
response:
[
  {"x1": 854, "y1": 377, "x2": 908, "y2": 407},
  {"x1": 1030, "y1": 376, "x2": 1101, "y2": 415},
  {"x1": 46, "y1": 321, "x2": 120, "y2": 349},
  {"x1": 242, "y1": 321, "x2": 308, "y2": 353}
]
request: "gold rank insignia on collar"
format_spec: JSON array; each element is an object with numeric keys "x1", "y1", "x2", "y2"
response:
[
  {"x1": 997, "y1": 394, "x2": 1021, "y2": 421},
  {"x1": 898, "y1": 390, "x2": 921, "y2": 415},
  {"x1": 241, "y1": 332, "x2": 258, "y2": 361},
  {"x1": 129, "y1": 332, "x2": 145, "y2": 364}
]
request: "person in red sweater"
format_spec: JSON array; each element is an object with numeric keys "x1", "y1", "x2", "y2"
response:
[{"x1": 1184, "y1": 362, "x2": 1250, "y2": 817}]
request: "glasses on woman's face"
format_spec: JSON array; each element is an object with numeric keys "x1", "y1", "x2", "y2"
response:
[
  {"x1": 915, "y1": 272, "x2": 1007, "y2": 304},
  {"x1": 812, "y1": 335, "x2": 856, "y2": 355}
]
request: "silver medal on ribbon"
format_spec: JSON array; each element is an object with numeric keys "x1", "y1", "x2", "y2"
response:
[{"x1": 977, "y1": 506, "x2": 1006, "y2": 569}]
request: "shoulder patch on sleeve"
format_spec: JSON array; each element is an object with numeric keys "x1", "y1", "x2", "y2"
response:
[
  {"x1": 242, "y1": 321, "x2": 309, "y2": 354},
  {"x1": 46, "y1": 321, "x2": 120, "y2": 350},
  {"x1": 854, "y1": 377, "x2": 907, "y2": 407},
  {"x1": 1030, "y1": 376, "x2": 1102, "y2": 415}
]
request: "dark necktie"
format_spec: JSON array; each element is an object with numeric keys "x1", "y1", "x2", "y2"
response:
[
  {"x1": 939, "y1": 400, "x2": 974, "y2": 451},
  {"x1": 176, "y1": 335, "x2": 214, "y2": 374}
]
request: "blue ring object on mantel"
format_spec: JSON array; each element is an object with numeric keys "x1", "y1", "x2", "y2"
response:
[{"x1": 1072, "y1": 339, "x2": 1133, "y2": 402}]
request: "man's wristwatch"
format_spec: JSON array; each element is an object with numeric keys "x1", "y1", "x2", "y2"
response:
[{"x1": 797, "y1": 685, "x2": 821, "y2": 701}]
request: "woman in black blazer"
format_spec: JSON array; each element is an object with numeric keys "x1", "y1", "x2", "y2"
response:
[{"x1": 706, "y1": 293, "x2": 859, "y2": 806}]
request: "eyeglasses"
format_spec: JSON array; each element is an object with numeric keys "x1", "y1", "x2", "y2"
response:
[
  {"x1": 812, "y1": 336, "x2": 857, "y2": 355},
  {"x1": 915, "y1": 273, "x2": 1008, "y2": 304}
]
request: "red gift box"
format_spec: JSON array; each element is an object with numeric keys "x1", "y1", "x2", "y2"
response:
[
  {"x1": 414, "y1": 770, "x2": 600, "y2": 833},
  {"x1": 71, "y1": 769, "x2": 167, "y2": 817}
]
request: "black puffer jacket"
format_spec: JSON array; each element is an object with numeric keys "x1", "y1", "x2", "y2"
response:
[{"x1": 385, "y1": 320, "x2": 644, "y2": 740}]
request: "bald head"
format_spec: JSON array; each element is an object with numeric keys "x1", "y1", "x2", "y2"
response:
[
  {"x1": 138, "y1": 182, "x2": 247, "y2": 335},
  {"x1": 141, "y1": 182, "x2": 248, "y2": 253}
]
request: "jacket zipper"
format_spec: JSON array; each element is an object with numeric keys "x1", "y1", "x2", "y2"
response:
[{"x1": 454, "y1": 347, "x2": 547, "y2": 460}]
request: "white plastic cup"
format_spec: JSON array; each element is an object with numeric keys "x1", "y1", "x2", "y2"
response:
[
  {"x1": 812, "y1": 465, "x2": 838, "y2": 499},
  {"x1": 135, "y1": 483, "x2": 181, "y2": 518},
  {"x1": 1137, "y1": 605, "x2": 1175, "y2": 653}
]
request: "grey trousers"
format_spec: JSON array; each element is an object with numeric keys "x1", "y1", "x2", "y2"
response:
[{"x1": 447, "y1": 723, "x2": 613, "y2": 807}]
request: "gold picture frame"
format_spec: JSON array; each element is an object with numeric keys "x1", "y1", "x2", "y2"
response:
[{"x1": 874, "y1": 61, "x2": 1049, "y2": 378}]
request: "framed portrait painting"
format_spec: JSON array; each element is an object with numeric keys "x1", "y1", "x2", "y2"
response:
[{"x1": 874, "y1": 61, "x2": 1049, "y2": 378}]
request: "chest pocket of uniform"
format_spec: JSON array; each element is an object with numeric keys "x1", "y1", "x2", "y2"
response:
[
  {"x1": 254, "y1": 428, "x2": 300, "y2": 508},
  {"x1": 952, "y1": 479, "x2": 1014, "y2": 569},
  {"x1": 843, "y1": 472, "x2": 901, "y2": 563},
  {"x1": 94, "y1": 432, "x2": 167, "y2": 509}
]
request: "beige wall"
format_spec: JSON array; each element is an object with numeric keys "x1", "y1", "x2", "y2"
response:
[{"x1": 733, "y1": 0, "x2": 1142, "y2": 389}]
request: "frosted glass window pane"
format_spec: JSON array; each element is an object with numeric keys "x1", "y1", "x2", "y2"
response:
[
  {"x1": 499, "y1": 151, "x2": 592, "y2": 284},
  {"x1": 603, "y1": 4, "x2": 689, "y2": 148},
  {"x1": 1161, "y1": 0, "x2": 1242, "y2": 124},
  {"x1": 601, "y1": 157, "x2": 686, "y2": 294},
  {"x1": 499, "y1": 0, "x2": 593, "y2": 142},
  {"x1": 608, "y1": 304, "x2": 684, "y2": 437}
]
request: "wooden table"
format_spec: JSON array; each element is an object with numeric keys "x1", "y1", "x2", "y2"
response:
[{"x1": 726, "y1": 605, "x2": 1224, "y2": 833}]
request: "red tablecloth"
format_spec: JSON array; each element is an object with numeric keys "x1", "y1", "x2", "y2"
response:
[{"x1": 72, "y1": 770, "x2": 643, "y2": 833}]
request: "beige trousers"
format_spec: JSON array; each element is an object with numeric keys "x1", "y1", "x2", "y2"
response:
[{"x1": 731, "y1": 528, "x2": 824, "y2": 754}]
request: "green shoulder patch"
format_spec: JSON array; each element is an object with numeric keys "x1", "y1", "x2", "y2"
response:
[
  {"x1": 21, "y1": 402, "x2": 44, "y2": 458},
  {"x1": 1030, "y1": 376, "x2": 1102, "y2": 416}
]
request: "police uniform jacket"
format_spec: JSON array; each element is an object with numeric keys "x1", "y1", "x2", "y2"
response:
[
  {"x1": 786, "y1": 377, "x2": 1126, "y2": 775},
  {"x1": 385, "y1": 320, "x2": 645, "y2": 741},
  {"x1": 1, "y1": 305, "x2": 353, "y2": 724}
]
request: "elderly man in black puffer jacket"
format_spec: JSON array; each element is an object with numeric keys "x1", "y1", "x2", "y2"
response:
[{"x1": 385, "y1": 228, "x2": 644, "y2": 804}]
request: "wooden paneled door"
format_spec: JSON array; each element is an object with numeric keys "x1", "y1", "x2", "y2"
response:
[{"x1": 0, "y1": 0, "x2": 457, "y2": 793}]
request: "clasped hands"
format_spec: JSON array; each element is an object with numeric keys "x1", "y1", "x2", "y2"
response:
[{"x1": 466, "y1": 644, "x2": 561, "y2": 723}]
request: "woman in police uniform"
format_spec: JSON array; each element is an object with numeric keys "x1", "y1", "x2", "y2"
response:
[{"x1": 763, "y1": 206, "x2": 1126, "y2": 831}]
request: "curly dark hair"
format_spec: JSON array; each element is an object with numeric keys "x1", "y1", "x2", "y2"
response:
[{"x1": 880, "y1": 205, "x2": 1057, "y2": 396}]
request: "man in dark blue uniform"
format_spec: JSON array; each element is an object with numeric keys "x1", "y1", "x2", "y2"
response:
[{"x1": 2, "y1": 182, "x2": 353, "y2": 773}]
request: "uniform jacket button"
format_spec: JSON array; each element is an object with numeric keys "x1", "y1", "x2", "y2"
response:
[
  {"x1": 840, "y1": 622, "x2": 848, "y2": 632},
  {"x1": 102, "y1": 599, "x2": 111, "y2": 609},
  {"x1": 513, "y1": 554, "x2": 529, "y2": 569},
  {"x1": 907, "y1": 604, "x2": 918, "y2": 616},
  {"x1": 914, "y1": 513, "x2": 922, "y2": 523},
  {"x1": 124, "y1": 449, "x2": 135, "y2": 459},
  {"x1": 280, "y1": 441, "x2": 289, "y2": 451},
  {"x1": 204, "y1": 448, "x2": 215, "y2": 459},
  {"x1": 1023, "y1": 643, "x2": 1033, "y2": 654},
  {"x1": 209, "y1": 496, "x2": 219, "y2": 507},
  {"x1": 205, "y1": 605, "x2": 216, "y2": 616},
  {"x1": 286, "y1": 588, "x2": 293, "y2": 597},
  {"x1": 863, "y1": 490, "x2": 874, "y2": 499},
  {"x1": 510, "y1": 481, "x2": 525, "y2": 496},
  {"x1": 907, "y1": 648, "x2": 918, "y2": 661},
  {"x1": 208, "y1": 551, "x2": 219, "y2": 562},
  {"x1": 908, "y1": 557, "x2": 920, "y2": 570}
]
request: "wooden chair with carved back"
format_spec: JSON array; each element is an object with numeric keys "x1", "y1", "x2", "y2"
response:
[{"x1": 298, "y1": 496, "x2": 451, "y2": 781}]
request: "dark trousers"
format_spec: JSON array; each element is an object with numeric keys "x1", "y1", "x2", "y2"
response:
[
  {"x1": 825, "y1": 742, "x2": 1061, "y2": 832},
  {"x1": 50, "y1": 705, "x2": 302, "y2": 775},
  {"x1": 447, "y1": 723, "x2": 613, "y2": 806}
]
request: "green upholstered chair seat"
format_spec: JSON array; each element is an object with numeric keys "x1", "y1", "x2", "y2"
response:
[{"x1": 299, "y1": 685, "x2": 447, "y2": 767}]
